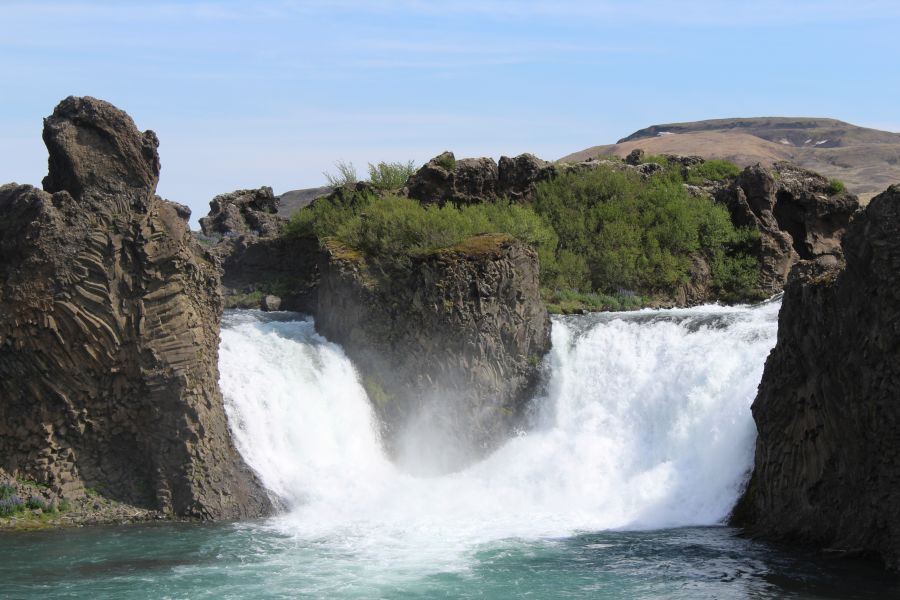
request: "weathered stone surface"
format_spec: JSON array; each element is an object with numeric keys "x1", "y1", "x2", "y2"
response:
[
  {"x1": 405, "y1": 151, "x2": 556, "y2": 204},
  {"x1": 0, "y1": 96, "x2": 270, "y2": 520},
  {"x1": 199, "y1": 186, "x2": 283, "y2": 238},
  {"x1": 715, "y1": 162, "x2": 858, "y2": 293},
  {"x1": 732, "y1": 184, "x2": 900, "y2": 569},
  {"x1": 315, "y1": 234, "x2": 551, "y2": 473}
]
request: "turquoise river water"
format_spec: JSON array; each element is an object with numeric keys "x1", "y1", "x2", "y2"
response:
[{"x1": 1, "y1": 302, "x2": 897, "y2": 599}]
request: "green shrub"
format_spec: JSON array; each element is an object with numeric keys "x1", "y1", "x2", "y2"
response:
[
  {"x1": 828, "y1": 178, "x2": 846, "y2": 194},
  {"x1": 533, "y1": 165, "x2": 760, "y2": 300},
  {"x1": 323, "y1": 160, "x2": 358, "y2": 186},
  {"x1": 367, "y1": 161, "x2": 417, "y2": 190},
  {"x1": 685, "y1": 159, "x2": 741, "y2": 185},
  {"x1": 286, "y1": 191, "x2": 557, "y2": 263}
]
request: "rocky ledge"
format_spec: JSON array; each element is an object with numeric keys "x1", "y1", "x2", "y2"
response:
[
  {"x1": 315, "y1": 234, "x2": 551, "y2": 473},
  {"x1": 732, "y1": 184, "x2": 900, "y2": 569},
  {"x1": 0, "y1": 97, "x2": 271, "y2": 522},
  {"x1": 715, "y1": 161, "x2": 859, "y2": 294}
]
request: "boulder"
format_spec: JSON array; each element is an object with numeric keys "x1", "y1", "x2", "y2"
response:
[
  {"x1": 315, "y1": 234, "x2": 551, "y2": 473},
  {"x1": 732, "y1": 184, "x2": 900, "y2": 569},
  {"x1": 261, "y1": 294, "x2": 282, "y2": 312},
  {"x1": 199, "y1": 186, "x2": 283, "y2": 238},
  {"x1": 405, "y1": 151, "x2": 556, "y2": 205},
  {"x1": 0, "y1": 97, "x2": 271, "y2": 520},
  {"x1": 497, "y1": 153, "x2": 556, "y2": 201}
]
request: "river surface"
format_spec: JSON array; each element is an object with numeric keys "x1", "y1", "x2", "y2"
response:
[{"x1": 1, "y1": 301, "x2": 897, "y2": 599}]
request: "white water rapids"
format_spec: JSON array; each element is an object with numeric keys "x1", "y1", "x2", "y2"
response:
[{"x1": 219, "y1": 300, "x2": 780, "y2": 572}]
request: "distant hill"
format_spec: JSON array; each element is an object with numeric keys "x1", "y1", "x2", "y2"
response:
[{"x1": 560, "y1": 117, "x2": 900, "y2": 201}]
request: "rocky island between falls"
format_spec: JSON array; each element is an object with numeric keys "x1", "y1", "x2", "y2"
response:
[{"x1": 1, "y1": 97, "x2": 899, "y2": 572}]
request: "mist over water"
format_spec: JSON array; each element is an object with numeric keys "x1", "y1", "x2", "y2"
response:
[
  {"x1": 7, "y1": 300, "x2": 899, "y2": 599},
  {"x1": 219, "y1": 300, "x2": 781, "y2": 568}
]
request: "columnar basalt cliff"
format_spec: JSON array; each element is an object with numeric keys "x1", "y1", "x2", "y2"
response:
[
  {"x1": 0, "y1": 97, "x2": 271, "y2": 520},
  {"x1": 715, "y1": 162, "x2": 859, "y2": 294},
  {"x1": 314, "y1": 234, "x2": 551, "y2": 473},
  {"x1": 732, "y1": 184, "x2": 900, "y2": 569}
]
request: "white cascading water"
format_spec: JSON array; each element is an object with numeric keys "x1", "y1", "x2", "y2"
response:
[{"x1": 219, "y1": 300, "x2": 780, "y2": 569}]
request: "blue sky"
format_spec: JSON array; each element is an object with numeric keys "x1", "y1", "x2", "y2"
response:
[{"x1": 2, "y1": 1, "x2": 899, "y2": 224}]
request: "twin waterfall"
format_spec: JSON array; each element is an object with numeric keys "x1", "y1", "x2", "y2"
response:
[{"x1": 219, "y1": 301, "x2": 779, "y2": 557}]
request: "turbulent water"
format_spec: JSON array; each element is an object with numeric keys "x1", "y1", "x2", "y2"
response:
[{"x1": 3, "y1": 300, "x2": 898, "y2": 599}]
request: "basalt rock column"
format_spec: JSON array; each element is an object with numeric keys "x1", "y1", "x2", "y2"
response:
[{"x1": 0, "y1": 96, "x2": 271, "y2": 519}]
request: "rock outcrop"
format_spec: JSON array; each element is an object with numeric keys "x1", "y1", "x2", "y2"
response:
[
  {"x1": 315, "y1": 234, "x2": 551, "y2": 473},
  {"x1": 715, "y1": 162, "x2": 858, "y2": 293},
  {"x1": 404, "y1": 151, "x2": 555, "y2": 205},
  {"x1": 0, "y1": 96, "x2": 271, "y2": 520},
  {"x1": 199, "y1": 186, "x2": 283, "y2": 238},
  {"x1": 732, "y1": 184, "x2": 900, "y2": 568}
]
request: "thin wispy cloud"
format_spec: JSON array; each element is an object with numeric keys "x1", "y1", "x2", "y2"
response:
[{"x1": 1, "y1": 0, "x2": 898, "y2": 224}]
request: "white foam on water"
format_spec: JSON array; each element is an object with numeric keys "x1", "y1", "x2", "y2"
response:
[{"x1": 220, "y1": 300, "x2": 780, "y2": 576}]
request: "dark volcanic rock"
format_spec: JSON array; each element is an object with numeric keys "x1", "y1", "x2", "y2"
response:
[
  {"x1": 405, "y1": 151, "x2": 556, "y2": 205},
  {"x1": 715, "y1": 162, "x2": 858, "y2": 294},
  {"x1": 0, "y1": 96, "x2": 271, "y2": 520},
  {"x1": 199, "y1": 186, "x2": 283, "y2": 238},
  {"x1": 497, "y1": 153, "x2": 555, "y2": 202},
  {"x1": 315, "y1": 234, "x2": 551, "y2": 473},
  {"x1": 732, "y1": 184, "x2": 900, "y2": 569}
]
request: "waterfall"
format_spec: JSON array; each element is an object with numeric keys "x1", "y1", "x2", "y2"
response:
[{"x1": 220, "y1": 300, "x2": 779, "y2": 550}]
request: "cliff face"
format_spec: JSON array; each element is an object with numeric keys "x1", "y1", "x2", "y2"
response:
[
  {"x1": 0, "y1": 97, "x2": 270, "y2": 520},
  {"x1": 732, "y1": 184, "x2": 900, "y2": 568},
  {"x1": 315, "y1": 234, "x2": 551, "y2": 473},
  {"x1": 716, "y1": 162, "x2": 859, "y2": 294}
]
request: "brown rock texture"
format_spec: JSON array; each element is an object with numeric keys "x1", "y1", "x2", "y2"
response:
[
  {"x1": 732, "y1": 184, "x2": 900, "y2": 568},
  {"x1": 0, "y1": 96, "x2": 271, "y2": 520},
  {"x1": 715, "y1": 162, "x2": 859, "y2": 294},
  {"x1": 315, "y1": 234, "x2": 551, "y2": 473},
  {"x1": 199, "y1": 186, "x2": 283, "y2": 238},
  {"x1": 405, "y1": 151, "x2": 555, "y2": 205}
]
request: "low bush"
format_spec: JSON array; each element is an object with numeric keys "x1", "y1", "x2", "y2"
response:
[
  {"x1": 828, "y1": 177, "x2": 846, "y2": 194},
  {"x1": 367, "y1": 161, "x2": 417, "y2": 190},
  {"x1": 533, "y1": 165, "x2": 760, "y2": 300},
  {"x1": 0, "y1": 495, "x2": 23, "y2": 517},
  {"x1": 286, "y1": 190, "x2": 557, "y2": 263}
]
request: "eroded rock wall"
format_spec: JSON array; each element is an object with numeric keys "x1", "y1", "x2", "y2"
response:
[
  {"x1": 0, "y1": 96, "x2": 270, "y2": 520},
  {"x1": 732, "y1": 184, "x2": 900, "y2": 568},
  {"x1": 315, "y1": 234, "x2": 551, "y2": 473},
  {"x1": 715, "y1": 162, "x2": 859, "y2": 294}
]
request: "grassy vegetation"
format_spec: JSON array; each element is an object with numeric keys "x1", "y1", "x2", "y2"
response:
[
  {"x1": 435, "y1": 152, "x2": 457, "y2": 171},
  {"x1": 685, "y1": 159, "x2": 742, "y2": 185},
  {"x1": 0, "y1": 484, "x2": 62, "y2": 517},
  {"x1": 828, "y1": 177, "x2": 846, "y2": 194},
  {"x1": 542, "y1": 288, "x2": 644, "y2": 314},
  {"x1": 368, "y1": 161, "x2": 417, "y2": 190},
  {"x1": 285, "y1": 190, "x2": 556, "y2": 264},
  {"x1": 323, "y1": 160, "x2": 359, "y2": 186},
  {"x1": 287, "y1": 156, "x2": 761, "y2": 310}
]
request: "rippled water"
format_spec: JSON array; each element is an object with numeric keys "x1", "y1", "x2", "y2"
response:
[{"x1": 1, "y1": 522, "x2": 896, "y2": 599}]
